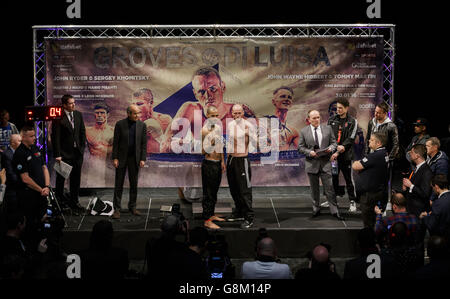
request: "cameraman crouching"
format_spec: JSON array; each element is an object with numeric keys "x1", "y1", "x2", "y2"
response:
[{"x1": 12, "y1": 126, "x2": 50, "y2": 251}]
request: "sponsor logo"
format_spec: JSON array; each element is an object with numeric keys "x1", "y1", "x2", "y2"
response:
[
  {"x1": 60, "y1": 44, "x2": 82, "y2": 50},
  {"x1": 359, "y1": 103, "x2": 376, "y2": 110},
  {"x1": 352, "y1": 62, "x2": 377, "y2": 69},
  {"x1": 356, "y1": 42, "x2": 377, "y2": 49}
]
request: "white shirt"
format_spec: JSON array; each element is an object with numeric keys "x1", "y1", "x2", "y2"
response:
[
  {"x1": 310, "y1": 124, "x2": 322, "y2": 148},
  {"x1": 409, "y1": 160, "x2": 426, "y2": 193},
  {"x1": 438, "y1": 190, "x2": 450, "y2": 199},
  {"x1": 65, "y1": 109, "x2": 74, "y2": 127}
]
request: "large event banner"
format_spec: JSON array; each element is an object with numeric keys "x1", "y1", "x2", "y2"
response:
[{"x1": 46, "y1": 36, "x2": 383, "y2": 187}]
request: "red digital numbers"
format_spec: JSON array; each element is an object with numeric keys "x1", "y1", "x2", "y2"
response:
[{"x1": 49, "y1": 107, "x2": 62, "y2": 117}]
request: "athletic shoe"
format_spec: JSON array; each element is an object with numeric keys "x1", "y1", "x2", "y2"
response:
[
  {"x1": 226, "y1": 214, "x2": 245, "y2": 222},
  {"x1": 349, "y1": 200, "x2": 357, "y2": 212},
  {"x1": 240, "y1": 220, "x2": 254, "y2": 229},
  {"x1": 320, "y1": 201, "x2": 330, "y2": 208}
]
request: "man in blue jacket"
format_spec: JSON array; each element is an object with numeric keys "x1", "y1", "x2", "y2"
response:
[{"x1": 426, "y1": 137, "x2": 449, "y2": 177}]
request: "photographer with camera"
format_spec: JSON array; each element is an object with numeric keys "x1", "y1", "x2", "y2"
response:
[
  {"x1": 145, "y1": 209, "x2": 192, "y2": 280},
  {"x1": 205, "y1": 233, "x2": 235, "y2": 279},
  {"x1": 79, "y1": 220, "x2": 129, "y2": 279},
  {"x1": 295, "y1": 244, "x2": 340, "y2": 280}
]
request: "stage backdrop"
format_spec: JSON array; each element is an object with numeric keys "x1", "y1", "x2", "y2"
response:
[{"x1": 46, "y1": 37, "x2": 383, "y2": 187}]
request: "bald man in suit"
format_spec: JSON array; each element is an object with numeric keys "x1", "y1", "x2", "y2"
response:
[
  {"x1": 112, "y1": 104, "x2": 147, "y2": 219},
  {"x1": 298, "y1": 110, "x2": 344, "y2": 220}
]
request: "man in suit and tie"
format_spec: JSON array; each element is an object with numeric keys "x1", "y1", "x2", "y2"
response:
[
  {"x1": 111, "y1": 104, "x2": 147, "y2": 219},
  {"x1": 51, "y1": 94, "x2": 86, "y2": 212},
  {"x1": 420, "y1": 174, "x2": 450, "y2": 238},
  {"x1": 298, "y1": 110, "x2": 344, "y2": 220},
  {"x1": 402, "y1": 144, "x2": 433, "y2": 217}
]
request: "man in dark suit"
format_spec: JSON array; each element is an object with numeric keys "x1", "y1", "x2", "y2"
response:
[
  {"x1": 298, "y1": 110, "x2": 344, "y2": 220},
  {"x1": 420, "y1": 175, "x2": 450, "y2": 238},
  {"x1": 51, "y1": 94, "x2": 86, "y2": 211},
  {"x1": 1, "y1": 134, "x2": 21, "y2": 213},
  {"x1": 112, "y1": 104, "x2": 147, "y2": 219},
  {"x1": 402, "y1": 144, "x2": 433, "y2": 217}
]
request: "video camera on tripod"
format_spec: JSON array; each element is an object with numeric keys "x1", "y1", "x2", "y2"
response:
[{"x1": 40, "y1": 187, "x2": 67, "y2": 237}]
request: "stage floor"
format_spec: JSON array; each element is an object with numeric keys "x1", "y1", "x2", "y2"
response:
[{"x1": 61, "y1": 187, "x2": 367, "y2": 259}]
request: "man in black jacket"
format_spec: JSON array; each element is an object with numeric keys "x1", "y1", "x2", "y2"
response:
[
  {"x1": 51, "y1": 94, "x2": 86, "y2": 211},
  {"x1": 111, "y1": 104, "x2": 147, "y2": 219},
  {"x1": 402, "y1": 144, "x2": 433, "y2": 218},
  {"x1": 328, "y1": 98, "x2": 358, "y2": 212}
]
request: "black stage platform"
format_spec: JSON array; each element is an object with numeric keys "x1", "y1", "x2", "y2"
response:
[{"x1": 61, "y1": 187, "x2": 366, "y2": 259}]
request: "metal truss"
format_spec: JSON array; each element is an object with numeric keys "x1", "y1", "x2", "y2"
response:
[{"x1": 32, "y1": 24, "x2": 395, "y2": 155}]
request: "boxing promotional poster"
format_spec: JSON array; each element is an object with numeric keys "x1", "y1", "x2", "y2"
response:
[{"x1": 46, "y1": 37, "x2": 383, "y2": 187}]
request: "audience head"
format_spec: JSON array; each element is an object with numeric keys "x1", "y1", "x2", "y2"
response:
[
  {"x1": 369, "y1": 132, "x2": 386, "y2": 150},
  {"x1": 412, "y1": 118, "x2": 428, "y2": 134},
  {"x1": 410, "y1": 144, "x2": 427, "y2": 163},
  {"x1": 90, "y1": 220, "x2": 113, "y2": 251},
  {"x1": 309, "y1": 244, "x2": 332, "y2": 272},
  {"x1": 256, "y1": 237, "x2": 277, "y2": 259},
  {"x1": 426, "y1": 137, "x2": 440, "y2": 157},
  {"x1": 388, "y1": 222, "x2": 410, "y2": 248},
  {"x1": 0, "y1": 109, "x2": 10, "y2": 125},
  {"x1": 9, "y1": 134, "x2": 22, "y2": 150},
  {"x1": 431, "y1": 174, "x2": 449, "y2": 194},
  {"x1": 390, "y1": 192, "x2": 408, "y2": 213}
]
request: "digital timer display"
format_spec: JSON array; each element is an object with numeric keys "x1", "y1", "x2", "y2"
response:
[{"x1": 25, "y1": 106, "x2": 63, "y2": 121}]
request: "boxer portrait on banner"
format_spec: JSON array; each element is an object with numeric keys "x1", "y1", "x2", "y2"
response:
[{"x1": 161, "y1": 66, "x2": 255, "y2": 153}]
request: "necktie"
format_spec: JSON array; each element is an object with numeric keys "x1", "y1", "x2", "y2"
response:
[
  {"x1": 409, "y1": 168, "x2": 415, "y2": 180},
  {"x1": 314, "y1": 127, "x2": 319, "y2": 148},
  {"x1": 69, "y1": 112, "x2": 74, "y2": 128}
]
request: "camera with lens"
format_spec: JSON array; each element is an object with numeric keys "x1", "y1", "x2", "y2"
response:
[
  {"x1": 171, "y1": 203, "x2": 188, "y2": 231},
  {"x1": 39, "y1": 188, "x2": 66, "y2": 241},
  {"x1": 205, "y1": 233, "x2": 235, "y2": 279}
]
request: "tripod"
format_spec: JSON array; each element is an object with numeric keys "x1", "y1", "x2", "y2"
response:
[{"x1": 46, "y1": 186, "x2": 68, "y2": 228}]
